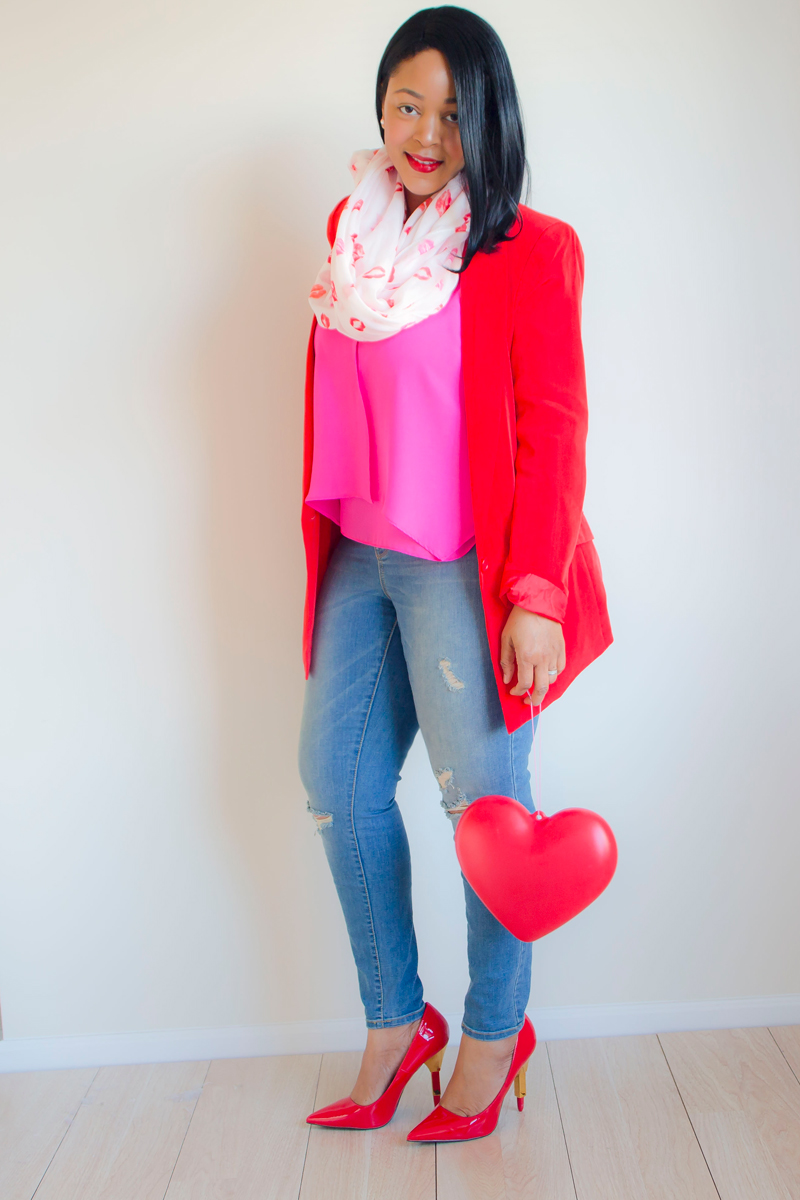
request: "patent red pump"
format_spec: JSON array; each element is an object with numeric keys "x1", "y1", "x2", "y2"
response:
[
  {"x1": 406, "y1": 1015, "x2": 536, "y2": 1142},
  {"x1": 306, "y1": 1002, "x2": 449, "y2": 1130}
]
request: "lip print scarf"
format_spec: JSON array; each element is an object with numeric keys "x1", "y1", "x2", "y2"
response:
[{"x1": 308, "y1": 146, "x2": 471, "y2": 341}]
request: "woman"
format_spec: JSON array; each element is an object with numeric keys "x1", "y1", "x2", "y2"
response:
[{"x1": 298, "y1": 6, "x2": 612, "y2": 1142}]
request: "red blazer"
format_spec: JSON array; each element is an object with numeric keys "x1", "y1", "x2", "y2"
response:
[{"x1": 301, "y1": 197, "x2": 613, "y2": 734}]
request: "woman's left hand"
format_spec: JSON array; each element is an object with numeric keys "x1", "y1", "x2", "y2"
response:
[{"x1": 500, "y1": 605, "x2": 566, "y2": 705}]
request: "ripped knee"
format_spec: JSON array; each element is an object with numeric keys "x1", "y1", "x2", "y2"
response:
[
  {"x1": 435, "y1": 767, "x2": 470, "y2": 821},
  {"x1": 307, "y1": 804, "x2": 333, "y2": 833},
  {"x1": 438, "y1": 658, "x2": 466, "y2": 691}
]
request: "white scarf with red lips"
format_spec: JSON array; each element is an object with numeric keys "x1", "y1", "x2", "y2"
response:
[{"x1": 308, "y1": 147, "x2": 471, "y2": 341}]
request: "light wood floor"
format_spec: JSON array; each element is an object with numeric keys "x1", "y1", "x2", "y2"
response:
[{"x1": 3, "y1": 1025, "x2": 800, "y2": 1199}]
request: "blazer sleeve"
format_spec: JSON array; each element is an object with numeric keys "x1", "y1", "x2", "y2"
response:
[
  {"x1": 499, "y1": 220, "x2": 589, "y2": 623},
  {"x1": 326, "y1": 197, "x2": 349, "y2": 247}
]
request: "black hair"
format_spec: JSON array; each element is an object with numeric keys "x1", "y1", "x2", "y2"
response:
[{"x1": 376, "y1": 6, "x2": 529, "y2": 272}]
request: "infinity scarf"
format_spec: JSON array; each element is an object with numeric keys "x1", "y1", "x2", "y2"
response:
[{"x1": 308, "y1": 147, "x2": 471, "y2": 341}]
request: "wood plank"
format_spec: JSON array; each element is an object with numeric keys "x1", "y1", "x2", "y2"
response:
[
  {"x1": 548, "y1": 1036, "x2": 646, "y2": 1200},
  {"x1": 300, "y1": 1049, "x2": 435, "y2": 1200},
  {"x1": 601, "y1": 1035, "x2": 718, "y2": 1199},
  {"x1": 33, "y1": 1060, "x2": 208, "y2": 1200},
  {"x1": 770, "y1": 1025, "x2": 800, "y2": 1085},
  {"x1": 660, "y1": 1027, "x2": 800, "y2": 1200},
  {"x1": 6, "y1": 1025, "x2": 798, "y2": 1200},
  {"x1": 436, "y1": 1041, "x2": 576, "y2": 1200},
  {"x1": 690, "y1": 1112, "x2": 790, "y2": 1200},
  {"x1": 548, "y1": 1033, "x2": 717, "y2": 1200},
  {"x1": 165, "y1": 1053, "x2": 320, "y2": 1200},
  {"x1": 0, "y1": 1067, "x2": 97, "y2": 1200}
]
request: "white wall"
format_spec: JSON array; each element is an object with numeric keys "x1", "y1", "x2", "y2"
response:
[{"x1": 2, "y1": 0, "x2": 799, "y2": 1066}]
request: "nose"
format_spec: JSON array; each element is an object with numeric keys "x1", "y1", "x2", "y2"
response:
[{"x1": 414, "y1": 111, "x2": 441, "y2": 148}]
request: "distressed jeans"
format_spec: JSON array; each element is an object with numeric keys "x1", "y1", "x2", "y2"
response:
[{"x1": 297, "y1": 534, "x2": 537, "y2": 1040}]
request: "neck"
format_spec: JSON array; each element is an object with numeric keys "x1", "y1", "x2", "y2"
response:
[{"x1": 404, "y1": 185, "x2": 430, "y2": 219}]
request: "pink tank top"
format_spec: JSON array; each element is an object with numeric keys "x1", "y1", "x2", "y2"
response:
[{"x1": 305, "y1": 285, "x2": 475, "y2": 562}]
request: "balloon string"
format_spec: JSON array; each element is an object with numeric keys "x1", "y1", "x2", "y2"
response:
[{"x1": 526, "y1": 688, "x2": 544, "y2": 818}]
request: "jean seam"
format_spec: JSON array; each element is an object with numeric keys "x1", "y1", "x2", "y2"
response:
[
  {"x1": 511, "y1": 935, "x2": 524, "y2": 1028},
  {"x1": 348, "y1": 615, "x2": 399, "y2": 1024},
  {"x1": 366, "y1": 1003, "x2": 426, "y2": 1030},
  {"x1": 461, "y1": 1019, "x2": 525, "y2": 1040},
  {"x1": 374, "y1": 548, "x2": 392, "y2": 600}
]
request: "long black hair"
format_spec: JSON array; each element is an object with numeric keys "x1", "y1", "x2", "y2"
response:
[{"x1": 376, "y1": 6, "x2": 529, "y2": 272}]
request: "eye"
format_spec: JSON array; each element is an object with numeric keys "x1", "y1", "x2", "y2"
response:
[
  {"x1": 398, "y1": 104, "x2": 418, "y2": 116},
  {"x1": 445, "y1": 112, "x2": 459, "y2": 123}
]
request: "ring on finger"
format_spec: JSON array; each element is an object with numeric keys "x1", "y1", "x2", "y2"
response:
[{"x1": 547, "y1": 668, "x2": 558, "y2": 676}]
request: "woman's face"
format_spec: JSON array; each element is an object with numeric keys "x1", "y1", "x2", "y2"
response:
[{"x1": 381, "y1": 48, "x2": 465, "y2": 209}]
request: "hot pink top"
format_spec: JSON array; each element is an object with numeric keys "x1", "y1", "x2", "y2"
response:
[{"x1": 305, "y1": 285, "x2": 475, "y2": 562}]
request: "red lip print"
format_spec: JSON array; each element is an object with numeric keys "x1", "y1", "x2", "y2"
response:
[
  {"x1": 363, "y1": 266, "x2": 386, "y2": 278},
  {"x1": 319, "y1": 313, "x2": 330, "y2": 327},
  {"x1": 350, "y1": 318, "x2": 365, "y2": 331},
  {"x1": 309, "y1": 284, "x2": 326, "y2": 298}
]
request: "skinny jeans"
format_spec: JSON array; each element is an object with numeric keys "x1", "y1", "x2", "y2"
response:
[{"x1": 297, "y1": 535, "x2": 537, "y2": 1040}]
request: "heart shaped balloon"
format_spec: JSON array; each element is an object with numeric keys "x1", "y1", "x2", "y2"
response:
[{"x1": 454, "y1": 796, "x2": 618, "y2": 941}]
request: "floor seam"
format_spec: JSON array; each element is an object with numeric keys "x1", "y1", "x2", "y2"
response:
[
  {"x1": 545, "y1": 1042, "x2": 579, "y2": 1200},
  {"x1": 30, "y1": 1065, "x2": 101, "y2": 1200},
  {"x1": 767, "y1": 1027, "x2": 800, "y2": 1089},
  {"x1": 656, "y1": 1034, "x2": 723, "y2": 1200},
  {"x1": 159, "y1": 1059, "x2": 212, "y2": 1200},
  {"x1": 297, "y1": 1053, "x2": 324, "y2": 1199}
]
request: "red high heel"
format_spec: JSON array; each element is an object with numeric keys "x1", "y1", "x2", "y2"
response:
[
  {"x1": 406, "y1": 1015, "x2": 536, "y2": 1142},
  {"x1": 306, "y1": 1002, "x2": 449, "y2": 1130}
]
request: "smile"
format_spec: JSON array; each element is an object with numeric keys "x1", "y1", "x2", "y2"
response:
[{"x1": 405, "y1": 152, "x2": 443, "y2": 174}]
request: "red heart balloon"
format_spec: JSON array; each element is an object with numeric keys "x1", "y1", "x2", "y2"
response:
[{"x1": 454, "y1": 796, "x2": 618, "y2": 941}]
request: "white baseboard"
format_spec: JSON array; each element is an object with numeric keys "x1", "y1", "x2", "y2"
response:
[{"x1": 1, "y1": 993, "x2": 798, "y2": 1074}]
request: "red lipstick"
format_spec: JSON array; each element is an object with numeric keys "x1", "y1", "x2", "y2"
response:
[{"x1": 405, "y1": 152, "x2": 443, "y2": 174}]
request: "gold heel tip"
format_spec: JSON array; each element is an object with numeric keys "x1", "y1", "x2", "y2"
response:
[{"x1": 425, "y1": 1049, "x2": 446, "y2": 1073}]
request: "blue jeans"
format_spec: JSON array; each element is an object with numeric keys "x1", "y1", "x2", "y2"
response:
[{"x1": 298, "y1": 535, "x2": 537, "y2": 1040}]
